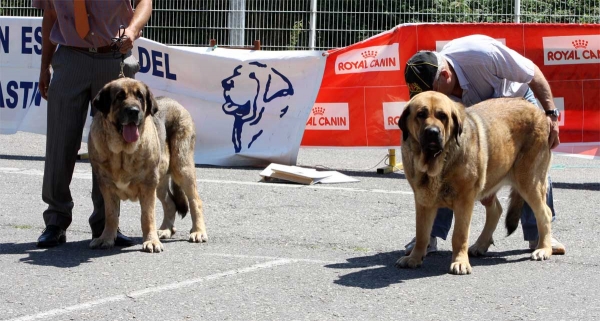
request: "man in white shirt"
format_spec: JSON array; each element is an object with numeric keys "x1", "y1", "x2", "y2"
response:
[{"x1": 403, "y1": 34, "x2": 565, "y2": 255}]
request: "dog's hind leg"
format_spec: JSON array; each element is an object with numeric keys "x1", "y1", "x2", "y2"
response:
[
  {"x1": 174, "y1": 168, "x2": 207, "y2": 243},
  {"x1": 469, "y1": 195, "x2": 502, "y2": 257},
  {"x1": 518, "y1": 180, "x2": 553, "y2": 261},
  {"x1": 513, "y1": 146, "x2": 552, "y2": 261},
  {"x1": 513, "y1": 143, "x2": 553, "y2": 261},
  {"x1": 157, "y1": 176, "x2": 177, "y2": 239},
  {"x1": 170, "y1": 146, "x2": 207, "y2": 243}
]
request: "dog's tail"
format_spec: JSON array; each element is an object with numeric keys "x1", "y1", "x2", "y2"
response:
[
  {"x1": 169, "y1": 180, "x2": 189, "y2": 219},
  {"x1": 505, "y1": 188, "x2": 524, "y2": 236}
]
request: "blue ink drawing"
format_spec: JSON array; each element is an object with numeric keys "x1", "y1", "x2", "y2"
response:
[{"x1": 221, "y1": 61, "x2": 294, "y2": 153}]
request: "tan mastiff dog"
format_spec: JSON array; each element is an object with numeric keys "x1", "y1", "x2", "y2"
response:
[
  {"x1": 88, "y1": 78, "x2": 207, "y2": 253},
  {"x1": 396, "y1": 91, "x2": 553, "y2": 274}
]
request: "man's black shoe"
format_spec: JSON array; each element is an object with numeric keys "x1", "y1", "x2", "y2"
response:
[
  {"x1": 114, "y1": 230, "x2": 135, "y2": 247},
  {"x1": 92, "y1": 229, "x2": 135, "y2": 247},
  {"x1": 37, "y1": 225, "x2": 66, "y2": 248}
]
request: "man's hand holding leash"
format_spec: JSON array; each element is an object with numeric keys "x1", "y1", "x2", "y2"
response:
[
  {"x1": 116, "y1": 27, "x2": 140, "y2": 54},
  {"x1": 117, "y1": 0, "x2": 152, "y2": 54}
]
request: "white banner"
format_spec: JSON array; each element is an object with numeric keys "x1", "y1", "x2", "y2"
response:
[
  {"x1": 0, "y1": 17, "x2": 326, "y2": 166},
  {"x1": 543, "y1": 35, "x2": 600, "y2": 66}
]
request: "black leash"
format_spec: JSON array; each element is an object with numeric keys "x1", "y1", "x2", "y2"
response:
[{"x1": 111, "y1": 25, "x2": 128, "y2": 78}]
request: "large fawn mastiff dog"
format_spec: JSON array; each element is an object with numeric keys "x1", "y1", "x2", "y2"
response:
[
  {"x1": 397, "y1": 91, "x2": 553, "y2": 274},
  {"x1": 88, "y1": 78, "x2": 207, "y2": 253}
]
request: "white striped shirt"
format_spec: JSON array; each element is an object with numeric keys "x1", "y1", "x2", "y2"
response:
[{"x1": 440, "y1": 35, "x2": 536, "y2": 107}]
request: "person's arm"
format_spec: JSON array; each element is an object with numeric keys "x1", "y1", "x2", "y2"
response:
[
  {"x1": 528, "y1": 64, "x2": 560, "y2": 149},
  {"x1": 38, "y1": 7, "x2": 57, "y2": 100},
  {"x1": 119, "y1": 0, "x2": 152, "y2": 54}
]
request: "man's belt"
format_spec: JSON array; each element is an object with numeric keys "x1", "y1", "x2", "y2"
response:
[{"x1": 67, "y1": 45, "x2": 114, "y2": 54}]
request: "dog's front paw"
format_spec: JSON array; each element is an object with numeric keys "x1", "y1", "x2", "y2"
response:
[
  {"x1": 531, "y1": 248, "x2": 552, "y2": 261},
  {"x1": 157, "y1": 227, "x2": 176, "y2": 239},
  {"x1": 449, "y1": 260, "x2": 472, "y2": 275},
  {"x1": 189, "y1": 231, "x2": 208, "y2": 243},
  {"x1": 142, "y1": 239, "x2": 164, "y2": 253},
  {"x1": 468, "y1": 239, "x2": 493, "y2": 257},
  {"x1": 395, "y1": 256, "x2": 423, "y2": 269},
  {"x1": 90, "y1": 237, "x2": 115, "y2": 249}
]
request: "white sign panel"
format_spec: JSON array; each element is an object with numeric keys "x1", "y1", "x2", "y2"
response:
[
  {"x1": 0, "y1": 17, "x2": 327, "y2": 166},
  {"x1": 334, "y1": 44, "x2": 400, "y2": 74},
  {"x1": 305, "y1": 103, "x2": 349, "y2": 130},
  {"x1": 543, "y1": 35, "x2": 600, "y2": 65},
  {"x1": 382, "y1": 102, "x2": 406, "y2": 130}
]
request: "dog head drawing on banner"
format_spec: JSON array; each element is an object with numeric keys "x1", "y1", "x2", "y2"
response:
[{"x1": 221, "y1": 61, "x2": 294, "y2": 153}]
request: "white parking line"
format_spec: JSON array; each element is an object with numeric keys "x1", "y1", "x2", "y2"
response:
[
  {"x1": 202, "y1": 252, "x2": 335, "y2": 264},
  {"x1": 0, "y1": 167, "x2": 414, "y2": 195},
  {"x1": 7, "y1": 258, "x2": 293, "y2": 321}
]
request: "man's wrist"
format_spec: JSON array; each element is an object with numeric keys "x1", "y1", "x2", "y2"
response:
[
  {"x1": 126, "y1": 26, "x2": 142, "y2": 38},
  {"x1": 544, "y1": 109, "x2": 560, "y2": 118}
]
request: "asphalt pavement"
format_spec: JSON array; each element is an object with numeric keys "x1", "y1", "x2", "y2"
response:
[{"x1": 1, "y1": 131, "x2": 599, "y2": 321}]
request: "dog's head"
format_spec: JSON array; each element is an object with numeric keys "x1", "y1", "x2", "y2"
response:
[
  {"x1": 92, "y1": 78, "x2": 158, "y2": 144},
  {"x1": 399, "y1": 91, "x2": 464, "y2": 176}
]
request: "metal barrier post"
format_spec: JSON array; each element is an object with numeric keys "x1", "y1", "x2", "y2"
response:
[
  {"x1": 229, "y1": 0, "x2": 246, "y2": 47},
  {"x1": 309, "y1": 0, "x2": 317, "y2": 50},
  {"x1": 377, "y1": 148, "x2": 402, "y2": 174}
]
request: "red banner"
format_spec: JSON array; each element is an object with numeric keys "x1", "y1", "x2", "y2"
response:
[{"x1": 301, "y1": 23, "x2": 600, "y2": 149}]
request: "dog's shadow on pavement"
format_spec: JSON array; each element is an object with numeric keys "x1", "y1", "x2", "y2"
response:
[
  {"x1": 325, "y1": 249, "x2": 531, "y2": 289},
  {"x1": 0, "y1": 238, "x2": 153, "y2": 268}
]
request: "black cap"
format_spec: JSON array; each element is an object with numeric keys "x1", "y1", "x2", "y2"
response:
[{"x1": 404, "y1": 51, "x2": 440, "y2": 98}]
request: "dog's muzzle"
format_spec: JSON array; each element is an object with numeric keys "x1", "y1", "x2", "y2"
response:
[
  {"x1": 118, "y1": 106, "x2": 143, "y2": 143},
  {"x1": 420, "y1": 126, "x2": 443, "y2": 157}
]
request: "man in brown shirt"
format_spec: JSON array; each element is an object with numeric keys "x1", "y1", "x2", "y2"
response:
[{"x1": 33, "y1": 0, "x2": 152, "y2": 247}]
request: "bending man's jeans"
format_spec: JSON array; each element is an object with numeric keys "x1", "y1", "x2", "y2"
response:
[{"x1": 431, "y1": 177, "x2": 556, "y2": 241}]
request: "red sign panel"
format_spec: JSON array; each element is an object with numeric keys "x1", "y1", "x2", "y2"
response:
[{"x1": 301, "y1": 23, "x2": 600, "y2": 148}]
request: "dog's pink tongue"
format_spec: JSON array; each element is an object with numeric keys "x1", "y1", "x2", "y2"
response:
[{"x1": 122, "y1": 124, "x2": 139, "y2": 143}]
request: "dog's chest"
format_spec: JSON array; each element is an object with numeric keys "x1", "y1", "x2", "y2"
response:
[
  {"x1": 114, "y1": 179, "x2": 131, "y2": 191},
  {"x1": 410, "y1": 167, "x2": 464, "y2": 206},
  {"x1": 104, "y1": 152, "x2": 161, "y2": 200},
  {"x1": 111, "y1": 172, "x2": 143, "y2": 201},
  {"x1": 412, "y1": 174, "x2": 444, "y2": 204},
  {"x1": 112, "y1": 176, "x2": 139, "y2": 201}
]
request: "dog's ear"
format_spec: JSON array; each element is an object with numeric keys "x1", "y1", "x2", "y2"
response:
[
  {"x1": 144, "y1": 83, "x2": 159, "y2": 116},
  {"x1": 398, "y1": 105, "x2": 411, "y2": 142},
  {"x1": 451, "y1": 103, "x2": 464, "y2": 146},
  {"x1": 92, "y1": 84, "x2": 112, "y2": 116}
]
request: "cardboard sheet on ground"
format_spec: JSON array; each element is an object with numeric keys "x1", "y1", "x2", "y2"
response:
[{"x1": 259, "y1": 163, "x2": 359, "y2": 185}]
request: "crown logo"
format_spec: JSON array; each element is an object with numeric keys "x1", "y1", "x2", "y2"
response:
[
  {"x1": 361, "y1": 50, "x2": 378, "y2": 59},
  {"x1": 572, "y1": 39, "x2": 588, "y2": 49},
  {"x1": 312, "y1": 106, "x2": 325, "y2": 116}
]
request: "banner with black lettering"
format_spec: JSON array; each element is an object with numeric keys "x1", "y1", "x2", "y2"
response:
[
  {"x1": 0, "y1": 17, "x2": 46, "y2": 136},
  {"x1": 0, "y1": 17, "x2": 327, "y2": 166}
]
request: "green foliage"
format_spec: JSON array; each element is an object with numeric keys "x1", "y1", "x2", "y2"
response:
[
  {"x1": 520, "y1": 0, "x2": 600, "y2": 23},
  {"x1": 288, "y1": 20, "x2": 304, "y2": 50}
]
